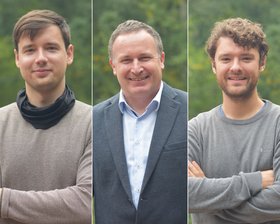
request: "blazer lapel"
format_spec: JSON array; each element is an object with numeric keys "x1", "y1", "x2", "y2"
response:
[
  {"x1": 104, "y1": 96, "x2": 133, "y2": 201},
  {"x1": 141, "y1": 84, "x2": 180, "y2": 191}
]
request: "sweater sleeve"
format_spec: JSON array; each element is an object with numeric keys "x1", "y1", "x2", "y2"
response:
[
  {"x1": 0, "y1": 139, "x2": 92, "y2": 224},
  {"x1": 189, "y1": 173, "x2": 262, "y2": 213},
  {"x1": 189, "y1": 116, "x2": 262, "y2": 213},
  {"x1": 212, "y1": 140, "x2": 280, "y2": 223}
]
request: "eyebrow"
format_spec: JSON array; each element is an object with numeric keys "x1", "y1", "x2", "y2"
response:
[
  {"x1": 217, "y1": 53, "x2": 255, "y2": 58},
  {"x1": 119, "y1": 52, "x2": 155, "y2": 58},
  {"x1": 20, "y1": 42, "x2": 61, "y2": 50},
  {"x1": 20, "y1": 44, "x2": 34, "y2": 52}
]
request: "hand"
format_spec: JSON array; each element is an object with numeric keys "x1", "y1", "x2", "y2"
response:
[
  {"x1": 261, "y1": 170, "x2": 274, "y2": 189},
  {"x1": 188, "y1": 160, "x2": 206, "y2": 178}
]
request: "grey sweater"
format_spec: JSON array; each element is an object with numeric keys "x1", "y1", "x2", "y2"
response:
[
  {"x1": 0, "y1": 101, "x2": 92, "y2": 224},
  {"x1": 189, "y1": 100, "x2": 280, "y2": 224}
]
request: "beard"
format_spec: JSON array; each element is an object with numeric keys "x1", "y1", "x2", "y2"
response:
[{"x1": 219, "y1": 79, "x2": 258, "y2": 101}]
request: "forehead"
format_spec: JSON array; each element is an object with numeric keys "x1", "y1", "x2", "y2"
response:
[
  {"x1": 114, "y1": 30, "x2": 156, "y2": 47},
  {"x1": 215, "y1": 36, "x2": 259, "y2": 55},
  {"x1": 112, "y1": 30, "x2": 157, "y2": 57},
  {"x1": 18, "y1": 25, "x2": 63, "y2": 45}
]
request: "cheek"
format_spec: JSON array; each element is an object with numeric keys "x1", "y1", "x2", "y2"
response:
[
  {"x1": 18, "y1": 56, "x2": 37, "y2": 72},
  {"x1": 116, "y1": 65, "x2": 130, "y2": 76},
  {"x1": 215, "y1": 64, "x2": 229, "y2": 75}
]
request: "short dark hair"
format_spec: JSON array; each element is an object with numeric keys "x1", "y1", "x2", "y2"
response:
[
  {"x1": 108, "y1": 20, "x2": 163, "y2": 59},
  {"x1": 206, "y1": 17, "x2": 269, "y2": 62},
  {"x1": 13, "y1": 9, "x2": 71, "y2": 51}
]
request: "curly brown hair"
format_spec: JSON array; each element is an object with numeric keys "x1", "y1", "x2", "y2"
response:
[{"x1": 205, "y1": 18, "x2": 269, "y2": 63}]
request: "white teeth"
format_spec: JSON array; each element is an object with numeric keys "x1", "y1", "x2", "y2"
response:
[
  {"x1": 229, "y1": 77, "x2": 245, "y2": 80},
  {"x1": 129, "y1": 76, "x2": 148, "y2": 81}
]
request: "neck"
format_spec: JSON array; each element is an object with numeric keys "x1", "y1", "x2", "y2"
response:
[
  {"x1": 26, "y1": 84, "x2": 65, "y2": 108},
  {"x1": 122, "y1": 84, "x2": 161, "y2": 115},
  {"x1": 125, "y1": 95, "x2": 152, "y2": 115},
  {"x1": 222, "y1": 91, "x2": 264, "y2": 120}
]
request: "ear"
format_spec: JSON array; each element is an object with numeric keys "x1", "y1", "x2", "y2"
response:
[
  {"x1": 109, "y1": 58, "x2": 117, "y2": 76},
  {"x1": 14, "y1": 49, "x2": 20, "y2": 68},
  {"x1": 211, "y1": 60, "x2": 216, "y2": 74},
  {"x1": 66, "y1": 44, "x2": 74, "y2": 65},
  {"x1": 259, "y1": 56, "x2": 266, "y2": 72},
  {"x1": 160, "y1": 51, "x2": 165, "y2": 69}
]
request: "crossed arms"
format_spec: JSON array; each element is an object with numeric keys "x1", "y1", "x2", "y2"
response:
[{"x1": 188, "y1": 133, "x2": 280, "y2": 223}]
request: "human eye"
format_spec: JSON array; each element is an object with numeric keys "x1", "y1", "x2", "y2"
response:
[
  {"x1": 22, "y1": 47, "x2": 35, "y2": 54},
  {"x1": 120, "y1": 58, "x2": 132, "y2": 64},
  {"x1": 139, "y1": 56, "x2": 153, "y2": 62},
  {"x1": 47, "y1": 45, "x2": 59, "y2": 52},
  {"x1": 219, "y1": 57, "x2": 231, "y2": 63},
  {"x1": 44, "y1": 42, "x2": 60, "y2": 52},
  {"x1": 241, "y1": 55, "x2": 254, "y2": 62}
]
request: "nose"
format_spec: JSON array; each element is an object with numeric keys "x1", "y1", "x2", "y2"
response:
[
  {"x1": 230, "y1": 58, "x2": 241, "y2": 73},
  {"x1": 131, "y1": 59, "x2": 143, "y2": 75},
  {"x1": 35, "y1": 49, "x2": 48, "y2": 65}
]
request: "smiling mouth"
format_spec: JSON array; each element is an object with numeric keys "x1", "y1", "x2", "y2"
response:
[
  {"x1": 128, "y1": 75, "x2": 149, "y2": 81},
  {"x1": 228, "y1": 76, "x2": 246, "y2": 80},
  {"x1": 33, "y1": 69, "x2": 51, "y2": 72}
]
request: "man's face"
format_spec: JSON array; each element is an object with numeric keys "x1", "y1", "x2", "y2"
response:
[
  {"x1": 15, "y1": 25, "x2": 73, "y2": 94},
  {"x1": 110, "y1": 30, "x2": 165, "y2": 102},
  {"x1": 212, "y1": 36, "x2": 265, "y2": 100}
]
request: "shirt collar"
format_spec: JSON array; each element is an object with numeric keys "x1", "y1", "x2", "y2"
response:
[{"x1": 118, "y1": 81, "x2": 163, "y2": 116}]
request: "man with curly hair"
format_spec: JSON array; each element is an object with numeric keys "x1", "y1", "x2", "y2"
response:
[{"x1": 189, "y1": 18, "x2": 280, "y2": 223}]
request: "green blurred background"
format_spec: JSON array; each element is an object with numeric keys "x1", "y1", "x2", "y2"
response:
[
  {"x1": 189, "y1": 0, "x2": 280, "y2": 223},
  {"x1": 93, "y1": 0, "x2": 187, "y2": 105},
  {"x1": 190, "y1": 0, "x2": 280, "y2": 119},
  {"x1": 5, "y1": 0, "x2": 279, "y2": 223},
  {"x1": 0, "y1": 0, "x2": 91, "y2": 106},
  {"x1": 93, "y1": 0, "x2": 187, "y2": 223}
]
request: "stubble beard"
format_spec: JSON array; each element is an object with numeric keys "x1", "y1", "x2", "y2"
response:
[{"x1": 220, "y1": 80, "x2": 258, "y2": 102}]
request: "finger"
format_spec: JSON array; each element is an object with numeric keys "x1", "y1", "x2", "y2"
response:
[
  {"x1": 192, "y1": 161, "x2": 204, "y2": 173},
  {"x1": 188, "y1": 161, "x2": 196, "y2": 174},
  {"x1": 188, "y1": 162, "x2": 202, "y2": 177},
  {"x1": 191, "y1": 161, "x2": 205, "y2": 178},
  {"x1": 188, "y1": 169, "x2": 195, "y2": 177}
]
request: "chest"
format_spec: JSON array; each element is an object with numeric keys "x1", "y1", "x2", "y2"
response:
[
  {"x1": 201, "y1": 121, "x2": 276, "y2": 177},
  {"x1": 0, "y1": 119, "x2": 83, "y2": 190}
]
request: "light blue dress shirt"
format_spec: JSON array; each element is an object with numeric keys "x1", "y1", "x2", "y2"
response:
[{"x1": 118, "y1": 82, "x2": 163, "y2": 208}]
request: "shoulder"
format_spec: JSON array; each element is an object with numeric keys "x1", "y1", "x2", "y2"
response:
[
  {"x1": 0, "y1": 102, "x2": 17, "y2": 111},
  {"x1": 267, "y1": 100, "x2": 280, "y2": 113},
  {"x1": 72, "y1": 100, "x2": 92, "y2": 116},
  {"x1": 189, "y1": 106, "x2": 220, "y2": 128},
  {"x1": 0, "y1": 102, "x2": 19, "y2": 118},
  {"x1": 0, "y1": 103, "x2": 25, "y2": 128},
  {"x1": 74, "y1": 100, "x2": 92, "y2": 110},
  {"x1": 261, "y1": 100, "x2": 280, "y2": 125},
  {"x1": 93, "y1": 94, "x2": 119, "y2": 113},
  {"x1": 162, "y1": 82, "x2": 187, "y2": 103},
  {"x1": 63, "y1": 100, "x2": 92, "y2": 126}
]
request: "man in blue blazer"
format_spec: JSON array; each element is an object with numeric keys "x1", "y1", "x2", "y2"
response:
[{"x1": 93, "y1": 20, "x2": 187, "y2": 224}]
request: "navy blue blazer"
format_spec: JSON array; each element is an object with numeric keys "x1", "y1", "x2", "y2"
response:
[{"x1": 93, "y1": 83, "x2": 187, "y2": 224}]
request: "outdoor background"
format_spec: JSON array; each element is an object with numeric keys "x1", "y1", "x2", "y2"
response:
[
  {"x1": 189, "y1": 0, "x2": 280, "y2": 223},
  {"x1": 5, "y1": 0, "x2": 279, "y2": 222},
  {"x1": 93, "y1": 0, "x2": 187, "y2": 223},
  {"x1": 190, "y1": 0, "x2": 280, "y2": 119},
  {"x1": 93, "y1": 0, "x2": 187, "y2": 105},
  {"x1": 0, "y1": 0, "x2": 91, "y2": 107}
]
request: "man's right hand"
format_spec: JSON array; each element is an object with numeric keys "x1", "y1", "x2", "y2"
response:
[{"x1": 261, "y1": 170, "x2": 274, "y2": 189}]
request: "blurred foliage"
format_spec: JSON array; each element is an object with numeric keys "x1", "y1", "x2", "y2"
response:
[
  {"x1": 93, "y1": 1, "x2": 187, "y2": 223},
  {"x1": 189, "y1": 0, "x2": 280, "y2": 118},
  {"x1": 0, "y1": 0, "x2": 91, "y2": 106},
  {"x1": 93, "y1": 0, "x2": 187, "y2": 105}
]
